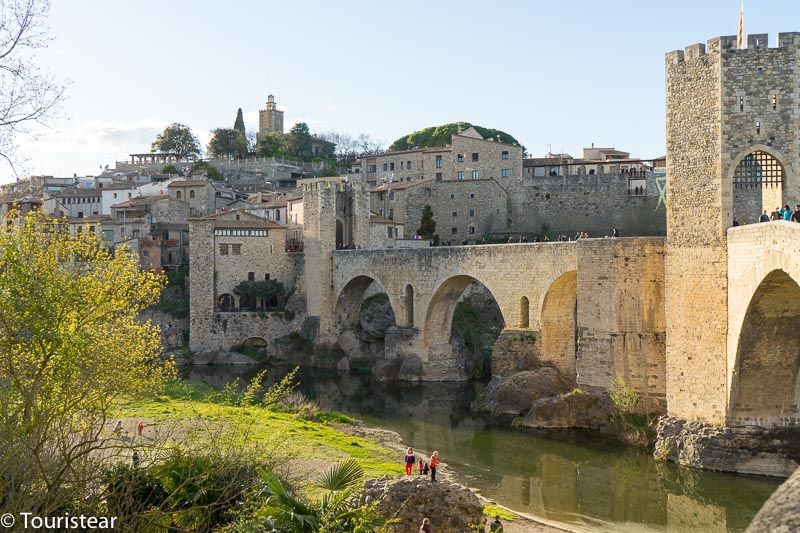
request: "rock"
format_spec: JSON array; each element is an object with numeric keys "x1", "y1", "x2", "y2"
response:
[
  {"x1": 363, "y1": 476, "x2": 484, "y2": 533},
  {"x1": 336, "y1": 357, "x2": 350, "y2": 371},
  {"x1": 373, "y1": 355, "x2": 423, "y2": 381},
  {"x1": 746, "y1": 466, "x2": 800, "y2": 532},
  {"x1": 191, "y1": 351, "x2": 258, "y2": 365},
  {"x1": 522, "y1": 389, "x2": 612, "y2": 429},
  {"x1": 360, "y1": 296, "x2": 395, "y2": 338},
  {"x1": 398, "y1": 355, "x2": 423, "y2": 379},
  {"x1": 654, "y1": 416, "x2": 800, "y2": 477},
  {"x1": 484, "y1": 367, "x2": 572, "y2": 416},
  {"x1": 336, "y1": 329, "x2": 362, "y2": 357}
]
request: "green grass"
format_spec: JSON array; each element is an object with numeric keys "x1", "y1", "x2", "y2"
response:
[
  {"x1": 116, "y1": 380, "x2": 402, "y2": 479},
  {"x1": 483, "y1": 504, "x2": 518, "y2": 521}
]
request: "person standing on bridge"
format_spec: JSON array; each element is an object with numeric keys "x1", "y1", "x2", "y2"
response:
[
  {"x1": 429, "y1": 450, "x2": 440, "y2": 482},
  {"x1": 760, "y1": 210, "x2": 770, "y2": 223},
  {"x1": 792, "y1": 206, "x2": 800, "y2": 222},
  {"x1": 771, "y1": 207, "x2": 782, "y2": 221},
  {"x1": 781, "y1": 205, "x2": 793, "y2": 221}
]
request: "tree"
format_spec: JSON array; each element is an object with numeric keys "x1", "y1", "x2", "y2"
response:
[
  {"x1": 0, "y1": 0, "x2": 67, "y2": 175},
  {"x1": 234, "y1": 279, "x2": 285, "y2": 309},
  {"x1": 162, "y1": 164, "x2": 178, "y2": 175},
  {"x1": 319, "y1": 131, "x2": 384, "y2": 166},
  {"x1": 192, "y1": 160, "x2": 221, "y2": 181},
  {"x1": 389, "y1": 122, "x2": 521, "y2": 151},
  {"x1": 207, "y1": 128, "x2": 247, "y2": 159},
  {"x1": 417, "y1": 204, "x2": 436, "y2": 239},
  {"x1": 151, "y1": 123, "x2": 201, "y2": 159},
  {"x1": 284, "y1": 122, "x2": 312, "y2": 159},
  {"x1": 233, "y1": 108, "x2": 246, "y2": 134},
  {"x1": 0, "y1": 210, "x2": 174, "y2": 516},
  {"x1": 254, "y1": 131, "x2": 285, "y2": 158}
]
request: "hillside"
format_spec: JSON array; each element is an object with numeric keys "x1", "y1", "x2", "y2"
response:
[{"x1": 388, "y1": 122, "x2": 521, "y2": 151}]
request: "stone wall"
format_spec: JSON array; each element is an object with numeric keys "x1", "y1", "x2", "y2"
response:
[{"x1": 576, "y1": 238, "x2": 666, "y2": 411}]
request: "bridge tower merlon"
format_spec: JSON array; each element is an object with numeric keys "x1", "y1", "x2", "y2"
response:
[
  {"x1": 665, "y1": 33, "x2": 800, "y2": 424},
  {"x1": 300, "y1": 177, "x2": 340, "y2": 345}
]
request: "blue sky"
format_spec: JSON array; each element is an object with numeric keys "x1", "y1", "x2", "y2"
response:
[{"x1": 10, "y1": 0, "x2": 800, "y2": 180}]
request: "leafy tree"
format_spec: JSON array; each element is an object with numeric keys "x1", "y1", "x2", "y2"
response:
[
  {"x1": 0, "y1": 210, "x2": 174, "y2": 516},
  {"x1": 255, "y1": 131, "x2": 285, "y2": 158},
  {"x1": 417, "y1": 204, "x2": 436, "y2": 239},
  {"x1": 0, "y1": 0, "x2": 67, "y2": 175},
  {"x1": 162, "y1": 164, "x2": 179, "y2": 175},
  {"x1": 207, "y1": 128, "x2": 248, "y2": 159},
  {"x1": 192, "y1": 160, "x2": 221, "y2": 181},
  {"x1": 234, "y1": 279, "x2": 285, "y2": 309},
  {"x1": 389, "y1": 122, "x2": 520, "y2": 151},
  {"x1": 284, "y1": 122, "x2": 313, "y2": 159},
  {"x1": 151, "y1": 123, "x2": 201, "y2": 159},
  {"x1": 233, "y1": 107, "x2": 246, "y2": 134}
]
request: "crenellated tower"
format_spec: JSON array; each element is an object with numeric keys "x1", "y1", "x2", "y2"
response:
[
  {"x1": 665, "y1": 32, "x2": 800, "y2": 424},
  {"x1": 257, "y1": 94, "x2": 284, "y2": 141}
]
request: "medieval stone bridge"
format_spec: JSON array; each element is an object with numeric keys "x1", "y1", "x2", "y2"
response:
[{"x1": 325, "y1": 238, "x2": 667, "y2": 407}]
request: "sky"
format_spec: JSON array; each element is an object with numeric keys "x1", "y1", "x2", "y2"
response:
[{"x1": 7, "y1": 0, "x2": 800, "y2": 181}]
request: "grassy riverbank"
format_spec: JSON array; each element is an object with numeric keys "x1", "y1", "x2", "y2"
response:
[{"x1": 115, "y1": 379, "x2": 403, "y2": 479}]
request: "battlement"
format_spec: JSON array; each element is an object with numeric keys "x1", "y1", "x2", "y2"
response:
[{"x1": 666, "y1": 32, "x2": 800, "y2": 63}]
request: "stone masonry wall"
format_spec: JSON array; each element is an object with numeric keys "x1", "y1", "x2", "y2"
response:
[
  {"x1": 664, "y1": 41, "x2": 728, "y2": 424},
  {"x1": 576, "y1": 238, "x2": 666, "y2": 412}
]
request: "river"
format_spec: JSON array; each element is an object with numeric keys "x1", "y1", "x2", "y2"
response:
[{"x1": 182, "y1": 365, "x2": 780, "y2": 533}]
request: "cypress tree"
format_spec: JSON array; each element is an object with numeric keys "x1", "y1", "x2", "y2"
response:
[{"x1": 233, "y1": 108, "x2": 246, "y2": 134}]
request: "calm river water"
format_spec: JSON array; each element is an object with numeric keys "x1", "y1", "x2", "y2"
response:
[{"x1": 183, "y1": 365, "x2": 780, "y2": 533}]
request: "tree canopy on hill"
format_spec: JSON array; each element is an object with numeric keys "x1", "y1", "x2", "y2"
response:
[{"x1": 388, "y1": 122, "x2": 520, "y2": 151}]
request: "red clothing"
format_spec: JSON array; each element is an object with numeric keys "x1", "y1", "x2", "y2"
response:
[
  {"x1": 430, "y1": 456, "x2": 439, "y2": 468},
  {"x1": 405, "y1": 463, "x2": 413, "y2": 475}
]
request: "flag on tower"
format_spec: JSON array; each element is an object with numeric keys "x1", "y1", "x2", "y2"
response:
[{"x1": 738, "y1": 4, "x2": 745, "y2": 49}]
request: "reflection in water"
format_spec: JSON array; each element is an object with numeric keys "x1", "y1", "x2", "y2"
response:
[{"x1": 183, "y1": 365, "x2": 779, "y2": 533}]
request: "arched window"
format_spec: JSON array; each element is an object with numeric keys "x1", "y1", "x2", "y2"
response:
[
  {"x1": 189, "y1": 190, "x2": 196, "y2": 199},
  {"x1": 519, "y1": 296, "x2": 530, "y2": 328},
  {"x1": 734, "y1": 150, "x2": 783, "y2": 189},
  {"x1": 176, "y1": 190, "x2": 182, "y2": 199},
  {"x1": 404, "y1": 284, "x2": 414, "y2": 327},
  {"x1": 216, "y1": 293, "x2": 235, "y2": 311}
]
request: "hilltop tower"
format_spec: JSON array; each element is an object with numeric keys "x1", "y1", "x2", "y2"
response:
[
  {"x1": 257, "y1": 94, "x2": 284, "y2": 141},
  {"x1": 665, "y1": 33, "x2": 800, "y2": 424}
]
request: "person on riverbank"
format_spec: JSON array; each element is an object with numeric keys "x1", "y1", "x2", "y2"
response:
[
  {"x1": 423, "y1": 461, "x2": 430, "y2": 476},
  {"x1": 404, "y1": 447, "x2": 416, "y2": 476},
  {"x1": 429, "y1": 451, "x2": 439, "y2": 482},
  {"x1": 112, "y1": 420, "x2": 123, "y2": 435},
  {"x1": 418, "y1": 458, "x2": 425, "y2": 475},
  {"x1": 137, "y1": 421, "x2": 144, "y2": 436},
  {"x1": 490, "y1": 515, "x2": 504, "y2": 532},
  {"x1": 419, "y1": 517, "x2": 432, "y2": 532}
]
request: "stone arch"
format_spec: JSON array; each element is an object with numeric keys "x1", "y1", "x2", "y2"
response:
[
  {"x1": 727, "y1": 146, "x2": 789, "y2": 225},
  {"x1": 404, "y1": 284, "x2": 414, "y2": 327},
  {"x1": 334, "y1": 274, "x2": 398, "y2": 330},
  {"x1": 729, "y1": 269, "x2": 800, "y2": 427},
  {"x1": 217, "y1": 293, "x2": 235, "y2": 311},
  {"x1": 538, "y1": 271, "x2": 578, "y2": 379},
  {"x1": 519, "y1": 296, "x2": 530, "y2": 328},
  {"x1": 241, "y1": 336, "x2": 268, "y2": 349}
]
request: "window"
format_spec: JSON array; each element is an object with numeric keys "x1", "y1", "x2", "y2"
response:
[
  {"x1": 176, "y1": 190, "x2": 182, "y2": 199},
  {"x1": 275, "y1": 210, "x2": 281, "y2": 221},
  {"x1": 407, "y1": 160, "x2": 411, "y2": 169},
  {"x1": 435, "y1": 155, "x2": 443, "y2": 168},
  {"x1": 472, "y1": 152, "x2": 479, "y2": 162},
  {"x1": 472, "y1": 170, "x2": 480, "y2": 179},
  {"x1": 452, "y1": 212, "x2": 457, "y2": 217},
  {"x1": 469, "y1": 226, "x2": 475, "y2": 234},
  {"x1": 127, "y1": 192, "x2": 132, "y2": 198},
  {"x1": 132, "y1": 229, "x2": 140, "y2": 238},
  {"x1": 113, "y1": 193, "x2": 118, "y2": 199},
  {"x1": 501, "y1": 168, "x2": 510, "y2": 178},
  {"x1": 265, "y1": 273, "x2": 270, "y2": 280},
  {"x1": 248, "y1": 272, "x2": 255, "y2": 281},
  {"x1": 219, "y1": 243, "x2": 229, "y2": 255},
  {"x1": 457, "y1": 171, "x2": 465, "y2": 180},
  {"x1": 367, "y1": 164, "x2": 377, "y2": 173},
  {"x1": 387, "y1": 226, "x2": 394, "y2": 238},
  {"x1": 739, "y1": 96, "x2": 744, "y2": 111},
  {"x1": 469, "y1": 209, "x2": 474, "y2": 217},
  {"x1": 389, "y1": 162, "x2": 395, "y2": 171},
  {"x1": 501, "y1": 150, "x2": 509, "y2": 160},
  {"x1": 232, "y1": 244, "x2": 242, "y2": 255},
  {"x1": 400, "y1": 162, "x2": 404, "y2": 169},
  {"x1": 388, "y1": 191, "x2": 395, "y2": 200},
  {"x1": 382, "y1": 163, "x2": 388, "y2": 172},
  {"x1": 470, "y1": 193, "x2": 475, "y2": 199},
  {"x1": 190, "y1": 190, "x2": 196, "y2": 199},
  {"x1": 436, "y1": 172, "x2": 442, "y2": 180},
  {"x1": 77, "y1": 212, "x2": 83, "y2": 218},
  {"x1": 389, "y1": 208, "x2": 394, "y2": 219},
  {"x1": 457, "y1": 153, "x2": 464, "y2": 162},
  {"x1": 451, "y1": 227, "x2": 457, "y2": 235},
  {"x1": 772, "y1": 94, "x2": 777, "y2": 110}
]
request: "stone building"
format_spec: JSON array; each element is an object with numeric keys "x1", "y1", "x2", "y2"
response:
[
  {"x1": 353, "y1": 127, "x2": 524, "y2": 186},
  {"x1": 257, "y1": 94, "x2": 284, "y2": 140},
  {"x1": 188, "y1": 209, "x2": 305, "y2": 355}
]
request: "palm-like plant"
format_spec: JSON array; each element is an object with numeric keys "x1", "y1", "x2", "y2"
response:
[{"x1": 249, "y1": 460, "x2": 385, "y2": 533}]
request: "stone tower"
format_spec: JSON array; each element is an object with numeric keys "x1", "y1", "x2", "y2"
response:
[
  {"x1": 664, "y1": 33, "x2": 800, "y2": 424},
  {"x1": 300, "y1": 177, "x2": 339, "y2": 345},
  {"x1": 258, "y1": 94, "x2": 284, "y2": 141}
]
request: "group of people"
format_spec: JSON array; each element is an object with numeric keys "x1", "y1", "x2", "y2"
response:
[
  {"x1": 405, "y1": 448, "x2": 505, "y2": 532},
  {"x1": 758, "y1": 205, "x2": 800, "y2": 223},
  {"x1": 404, "y1": 447, "x2": 439, "y2": 482}
]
